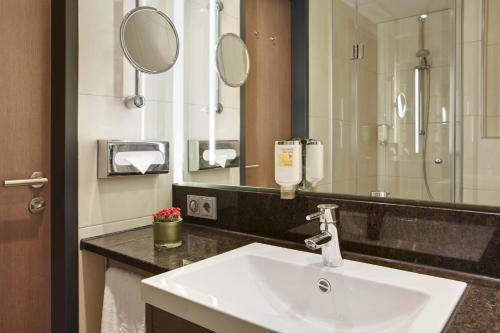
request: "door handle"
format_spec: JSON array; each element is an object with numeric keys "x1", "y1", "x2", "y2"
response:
[
  {"x1": 4, "y1": 171, "x2": 48, "y2": 189},
  {"x1": 245, "y1": 164, "x2": 260, "y2": 169}
]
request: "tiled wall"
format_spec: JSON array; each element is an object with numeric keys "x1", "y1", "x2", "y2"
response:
[
  {"x1": 462, "y1": 0, "x2": 500, "y2": 206},
  {"x1": 310, "y1": 0, "x2": 378, "y2": 195},
  {"x1": 182, "y1": 0, "x2": 241, "y2": 186},
  {"x1": 78, "y1": 1, "x2": 178, "y2": 331},
  {"x1": 376, "y1": 10, "x2": 452, "y2": 202},
  {"x1": 78, "y1": 0, "x2": 175, "y2": 239}
]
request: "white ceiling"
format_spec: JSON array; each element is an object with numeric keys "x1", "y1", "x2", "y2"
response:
[{"x1": 342, "y1": 0, "x2": 451, "y2": 23}]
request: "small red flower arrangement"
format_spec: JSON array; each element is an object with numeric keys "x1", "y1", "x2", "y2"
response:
[{"x1": 153, "y1": 207, "x2": 182, "y2": 222}]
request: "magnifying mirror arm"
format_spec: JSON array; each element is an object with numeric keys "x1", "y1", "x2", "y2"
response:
[
  {"x1": 124, "y1": 0, "x2": 145, "y2": 109},
  {"x1": 125, "y1": 69, "x2": 145, "y2": 109}
]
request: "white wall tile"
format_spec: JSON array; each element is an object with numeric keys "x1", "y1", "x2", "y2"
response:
[
  {"x1": 79, "y1": 0, "x2": 126, "y2": 97},
  {"x1": 78, "y1": 95, "x2": 173, "y2": 228}
]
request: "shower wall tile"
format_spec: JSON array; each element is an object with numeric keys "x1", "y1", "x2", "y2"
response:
[
  {"x1": 461, "y1": 1, "x2": 500, "y2": 206},
  {"x1": 309, "y1": 115, "x2": 333, "y2": 187},
  {"x1": 463, "y1": 41, "x2": 482, "y2": 116},
  {"x1": 332, "y1": 58, "x2": 353, "y2": 121},
  {"x1": 388, "y1": 177, "x2": 423, "y2": 200},
  {"x1": 377, "y1": 9, "x2": 452, "y2": 202},
  {"x1": 464, "y1": 0, "x2": 482, "y2": 43},
  {"x1": 357, "y1": 70, "x2": 378, "y2": 124},
  {"x1": 330, "y1": 0, "x2": 378, "y2": 196},
  {"x1": 421, "y1": 179, "x2": 453, "y2": 202},
  {"x1": 424, "y1": 11, "x2": 451, "y2": 69},
  {"x1": 332, "y1": 120, "x2": 355, "y2": 182},
  {"x1": 485, "y1": 44, "x2": 500, "y2": 121},
  {"x1": 427, "y1": 66, "x2": 451, "y2": 123},
  {"x1": 463, "y1": 114, "x2": 500, "y2": 197},
  {"x1": 332, "y1": 0, "x2": 355, "y2": 61},
  {"x1": 486, "y1": 0, "x2": 500, "y2": 45},
  {"x1": 309, "y1": 0, "x2": 332, "y2": 119},
  {"x1": 485, "y1": 116, "x2": 500, "y2": 134}
]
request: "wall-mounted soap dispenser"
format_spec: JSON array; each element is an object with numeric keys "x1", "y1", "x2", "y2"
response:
[
  {"x1": 305, "y1": 139, "x2": 324, "y2": 187},
  {"x1": 275, "y1": 140, "x2": 302, "y2": 199},
  {"x1": 275, "y1": 139, "x2": 324, "y2": 199}
]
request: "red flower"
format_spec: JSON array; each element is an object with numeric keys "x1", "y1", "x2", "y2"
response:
[{"x1": 153, "y1": 207, "x2": 182, "y2": 222}]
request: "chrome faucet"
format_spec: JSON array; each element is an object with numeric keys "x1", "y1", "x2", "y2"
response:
[{"x1": 304, "y1": 204, "x2": 343, "y2": 267}]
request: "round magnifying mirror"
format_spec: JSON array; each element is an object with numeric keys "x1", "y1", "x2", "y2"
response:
[
  {"x1": 396, "y1": 92, "x2": 407, "y2": 119},
  {"x1": 216, "y1": 33, "x2": 250, "y2": 87},
  {"x1": 120, "y1": 6, "x2": 179, "y2": 74}
]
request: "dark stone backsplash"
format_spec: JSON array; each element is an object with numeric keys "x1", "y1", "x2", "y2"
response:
[{"x1": 173, "y1": 184, "x2": 500, "y2": 279}]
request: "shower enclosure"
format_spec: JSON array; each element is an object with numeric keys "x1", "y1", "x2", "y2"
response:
[{"x1": 325, "y1": 0, "x2": 462, "y2": 202}]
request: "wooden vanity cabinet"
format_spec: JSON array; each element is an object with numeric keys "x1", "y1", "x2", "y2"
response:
[{"x1": 146, "y1": 304, "x2": 215, "y2": 333}]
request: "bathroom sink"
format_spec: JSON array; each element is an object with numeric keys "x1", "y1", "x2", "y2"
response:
[{"x1": 141, "y1": 243, "x2": 466, "y2": 333}]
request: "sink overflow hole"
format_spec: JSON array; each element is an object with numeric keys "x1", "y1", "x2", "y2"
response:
[{"x1": 317, "y1": 278, "x2": 331, "y2": 294}]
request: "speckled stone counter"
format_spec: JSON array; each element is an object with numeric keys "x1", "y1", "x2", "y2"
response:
[{"x1": 81, "y1": 223, "x2": 500, "y2": 333}]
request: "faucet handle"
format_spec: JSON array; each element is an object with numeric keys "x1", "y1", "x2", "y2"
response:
[
  {"x1": 305, "y1": 204, "x2": 339, "y2": 223},
  {"x1": 305, "y1": 211, "x2": 323, "y2": 221}
]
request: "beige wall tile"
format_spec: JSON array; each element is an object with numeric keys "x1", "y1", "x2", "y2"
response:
[
  {"x1": 486, "y1": 44, "x2": 500, "y2": 119},
  {"x1": 486, "y1": 0, "x2": 500, "y2": 45},
  {"x1": 464, "y1": 0, "x2": 482, "y2": 43},
  {"x1": 309, "y1": 0, "x2": 332, "y2": 119},
  {"x1": 485, "y1": 116, "x2": 500, "y2": 135},
  {"x1": 463, "y1": 41, "x2": 482, "y2": 116}
]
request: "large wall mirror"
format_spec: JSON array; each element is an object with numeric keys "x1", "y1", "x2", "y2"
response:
[{"x1": 182, "y1": 0, "x2": 500, "y2": 208}]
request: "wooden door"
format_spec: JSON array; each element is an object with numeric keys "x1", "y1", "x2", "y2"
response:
[
  {"x1": 244, "y1": 0, "x2": 292, "y2": 187},
  {"x1": 0, "y1": 0, "x2": 52, "y2": 332}
]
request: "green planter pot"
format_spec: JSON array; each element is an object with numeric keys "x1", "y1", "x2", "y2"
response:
[{"x1": 153, "y1": 219, "x2": 183, "y2": 249}]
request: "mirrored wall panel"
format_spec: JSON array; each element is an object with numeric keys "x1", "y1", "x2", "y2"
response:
[{"x1": 182, "y1": 0, "x2": 500, "y2": 208}]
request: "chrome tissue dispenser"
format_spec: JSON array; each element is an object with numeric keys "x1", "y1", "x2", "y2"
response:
[{"x1": 97, "y1": 140, "x2": 169, "y2": 178}]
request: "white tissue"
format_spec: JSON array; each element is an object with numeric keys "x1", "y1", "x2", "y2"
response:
[
  {"x1": 202, "y1": 149, "x2": 237, "y2": 168},
  {"x1": 114, "y1": 151, "x2": 164, "y2": 174}
]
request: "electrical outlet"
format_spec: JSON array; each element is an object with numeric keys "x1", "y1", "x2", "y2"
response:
[{"x1": 187, "y1": 195, "x2": 217, "y2": 220}]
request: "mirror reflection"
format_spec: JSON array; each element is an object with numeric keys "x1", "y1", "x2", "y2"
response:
[
  {"x1": 183, "y1": 0, "x2": 500, "y2": 208},
  {"x1": 120, "y1": 6, "x2": 179, "y2": 73},
  {"x1": 216, "y1": 33, "x2": 250, "y2": 87}
]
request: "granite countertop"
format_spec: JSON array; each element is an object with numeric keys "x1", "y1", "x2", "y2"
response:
[{"x1": 81, "y1": 223, "x2": 500, "y2": 333}]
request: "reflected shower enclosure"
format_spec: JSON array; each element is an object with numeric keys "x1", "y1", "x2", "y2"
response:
[{"x1": 311, "y1": 0, "x2": 459, "y2": 202}]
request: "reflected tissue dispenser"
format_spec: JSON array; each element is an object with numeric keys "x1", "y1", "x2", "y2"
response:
[{"x1": 97, "y1": 140, "x2": 169, "y2": 178}]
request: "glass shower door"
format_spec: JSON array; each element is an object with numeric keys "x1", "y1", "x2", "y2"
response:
[{"x1": 331, "y1": 0, "x2": 457, "y2": 202}]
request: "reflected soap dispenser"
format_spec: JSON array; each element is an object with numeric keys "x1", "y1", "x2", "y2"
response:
[
  {"x1": 275, "y1": 140, "x2": 302, "y2": 199},
  {"x1": 305, "y1": 139, "x2": 324, "y2": 187}
]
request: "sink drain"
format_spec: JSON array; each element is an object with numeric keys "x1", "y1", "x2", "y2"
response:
[{"x1": 317, "y1": 278, "x2": 331, "y2": 294}]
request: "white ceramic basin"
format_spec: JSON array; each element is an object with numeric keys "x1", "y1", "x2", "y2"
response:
[{"x1": 141, "y1": 243, "x2": 466, "y2": 333}]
